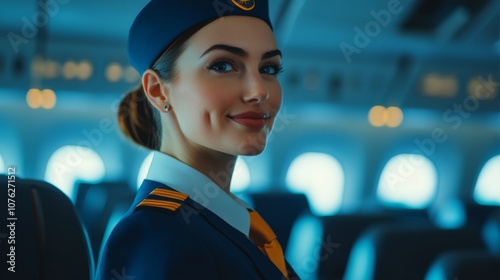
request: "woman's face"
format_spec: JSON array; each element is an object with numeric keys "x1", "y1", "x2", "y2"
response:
[{"x1": 167, "y1": 16, "x2": 282, "y2": 156}]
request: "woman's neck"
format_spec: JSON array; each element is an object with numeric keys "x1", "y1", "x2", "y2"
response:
[{"x1": 160, "y1": 143, "x2": 237, "y2": 193}]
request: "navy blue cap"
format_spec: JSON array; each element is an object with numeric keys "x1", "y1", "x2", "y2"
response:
[{"x1": 128, "y1": 0, "x2": 272, "y2": 74}]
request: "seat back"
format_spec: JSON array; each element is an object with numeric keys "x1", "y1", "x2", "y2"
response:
[
  {"x1": 317, "y1": 214, "x2": 399, "y2": 280},
  {"x1": 344, "y1": 224, "x2": 486, "y2": 280},
  {"x1": 425, "y1": 250, "x2": 500, "y2": 280},
  {"x1": 0, "y1": 174, "x2": 94, "y2": 280},
  {"x1": 464, "y1": 203, "x2": 500, "y2": 228},
  {"x1": 74, "y1": 181, "x2": 135, "y2": 264},
  {"x1": 482, "y1": 211, "x2": 500, "y2": 254},
  {"x1": 287, "y1": 213, "x2": 399, "y2": 280}
]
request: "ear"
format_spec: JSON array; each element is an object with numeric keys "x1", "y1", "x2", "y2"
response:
[{"x1": 142, "y1": 69, "x2": 170, "y2": 111}]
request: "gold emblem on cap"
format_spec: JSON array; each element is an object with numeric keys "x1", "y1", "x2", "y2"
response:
[{"x1": 231, "y1": 0, "x2": 255, "y2": 11}]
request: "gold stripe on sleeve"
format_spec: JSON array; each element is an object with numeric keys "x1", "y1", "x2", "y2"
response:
[
  {"x1": 150, "y1": 188, "x2": 189, "y2": 201},
  {"x1": 136, "y1": 198, "x2": 182, "y2": 211}
]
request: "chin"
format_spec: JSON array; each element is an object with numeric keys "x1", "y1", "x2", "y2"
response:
[
  {"x1": 241, "y1": 148, "x2": 265, "y2": 156},
  {"x1": 235, "y1": 137, "x2": 267, "y2": 156}
]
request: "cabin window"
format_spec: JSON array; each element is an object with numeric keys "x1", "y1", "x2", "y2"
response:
[
  {"x1": 231, "y1": 157, "x2": 251, "y2": 192},
  {"x1": 0, "y1": 154, "x2": 4, "y2": 173},
  {"x1": 377, "y1": 154, "x2": 437, "y2": 208},
  {"x1": 474, "y1": 155, "x2": 500, "y2": 205},
  {"x1": 286, "y1": 152, "x2": 344, "y2": 215},
  {"x1": 45, "y1": 145, "x2": 105, "y2": 200},
  {"x1": 137, "y1": 152, "x2": 154, "y2": 189}
]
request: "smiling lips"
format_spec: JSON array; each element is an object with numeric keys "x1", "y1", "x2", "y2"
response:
[{"x1": 229, "y1": 111, "x2": 270, "y2": 129}]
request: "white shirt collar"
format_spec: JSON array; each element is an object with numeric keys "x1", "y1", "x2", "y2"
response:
[{"x1": 145, "y1": 151, "x2": 251, "y2": 237}]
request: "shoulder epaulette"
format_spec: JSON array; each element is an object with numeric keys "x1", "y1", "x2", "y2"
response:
[{"x1": 135, "y1": 188, "x2": 189, "y2": 212}]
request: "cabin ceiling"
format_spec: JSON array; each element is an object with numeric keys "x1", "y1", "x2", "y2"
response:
[{"x1": 1, "y1": 0, "x2": 499, "y2": 112}]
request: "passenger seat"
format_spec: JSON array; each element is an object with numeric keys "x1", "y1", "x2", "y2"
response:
[{"x1": 0, "y1": 174, "x2": 94, "y2": 280}]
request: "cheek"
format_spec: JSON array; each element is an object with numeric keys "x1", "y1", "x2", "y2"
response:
[
  {"x1": 195, "y1": 85, "x2": 237, "y2": 128},
  {"x1": 269, "y1": 82, "x2": 283, "y2": 111},
  {"x1": 196, "y1": 81, "x2": 236, "y2": 110},
  {"x1": 176, "y1": 80, "x2": 236, "y2": 128}
]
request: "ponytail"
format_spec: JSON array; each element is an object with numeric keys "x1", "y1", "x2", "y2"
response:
[{"x1": 118, "y1": 85, "x2": 161, "y2": 150}]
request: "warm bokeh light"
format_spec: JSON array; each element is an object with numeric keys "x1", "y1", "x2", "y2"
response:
[
  {"x1": 41, "y1": 89, "x2": 56, "y2": 109},
  {"x1": 63, "y1": 60, "x2": 78, "y2": 79},
  {"x1": 386, "y1": 106, "x2": 403, "y2": 127},
  {"x1": 43, "y1": 59, "x2": 60, "y2": 79},
  {"x1": 77, "y1": 60, "x2": 93, "y2": 80},
  {"x1": 31, "y1": 56, "x2": 44, "y2": 78},
  {"x1": 106, "y1": 62, "x2": 123, "y2": 82},
  {"x1": 26, "y1": 88, "x2": 57, "y2": 109},
  {"x1": 368, "y1": 106, "x2": 404, "y2": 128},
  {"x1": 26, "y1": 88, "x2": 42, "y2": 109},
  {"x1": 368, "y1": 105, "x2": 387, "y2": 127},
  {"x1": 468, "y1": 76, "x2": 498, "y2": 100},
  {"x1": 421, "y1": 73, "x2": 458, "y2": 97}
]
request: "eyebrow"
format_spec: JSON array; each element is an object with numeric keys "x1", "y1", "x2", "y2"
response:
[{"x1": 200, "y1": 44, "x2": 282, "y2": 60}]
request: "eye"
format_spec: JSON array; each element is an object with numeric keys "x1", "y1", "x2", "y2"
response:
[
  {"x1": 208, "y1": 60, "x2": 236, "y2": 73},
  {"x1": 260, "y1": 64, "x2": 283, "y2": 76}
]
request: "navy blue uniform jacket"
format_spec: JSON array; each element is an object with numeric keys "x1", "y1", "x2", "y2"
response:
[{"x1": 96, "y1": 179, "x2": 300, "y2": 280}]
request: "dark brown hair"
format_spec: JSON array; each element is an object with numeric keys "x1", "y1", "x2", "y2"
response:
[{"x1": 118, "y1": 20, "x2": 214, "y2": 150}]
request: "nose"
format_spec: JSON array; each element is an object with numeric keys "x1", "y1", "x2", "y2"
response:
[{"x1": 242, "y1": 71, "x2": 270, "y2": 104}]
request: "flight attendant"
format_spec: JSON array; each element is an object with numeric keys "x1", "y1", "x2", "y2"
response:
[{"x1": 96, "y1": 0, "x2": 298, "y2": 279}]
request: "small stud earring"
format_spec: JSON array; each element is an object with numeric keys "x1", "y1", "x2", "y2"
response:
[{"x1": 164, "y1": 104, "x2": 171, "y2": 112}]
